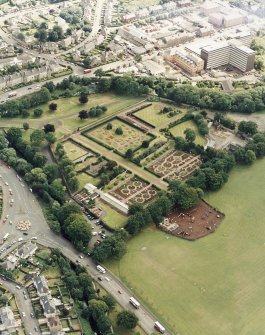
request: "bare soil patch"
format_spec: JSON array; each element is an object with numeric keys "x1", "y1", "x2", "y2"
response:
[{"x1": 160, "y1": 200, "x2": 224, "y2": 240}]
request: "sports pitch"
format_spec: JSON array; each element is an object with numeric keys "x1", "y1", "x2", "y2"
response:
[{"x1": 107, "y1": 158, "x2": 265, "y2": 335}]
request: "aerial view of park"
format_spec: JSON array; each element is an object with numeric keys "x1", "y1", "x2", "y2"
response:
[{"x1": 107, "y1": 158, "x2": 265, "y2": 335}]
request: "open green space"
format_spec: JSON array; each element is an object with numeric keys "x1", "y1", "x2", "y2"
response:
[
  {"x1": 77, "y1": 173, "x2": 100, "y2": 191},
  {"x1": 107, "y1": 158, "x2": 265, "y2": 335},
  {"x1": 63, "y1": 141, "x2": 87, "y2": 161},
  {"x1": 88, "y1": 118, "x2": 153, "y2": 154},
  {"x1": 99, "y1": 201, "x2": 127, "y2": 229},
  {"x1": 135, "y1": 102, "x2": 184, "y2": 128},
  {"x1": 170, "y1": 120, "x2": 205, "y2": 145},
  {"x1": 0, "y1": 94, "x2": 143, "y2": 134}
]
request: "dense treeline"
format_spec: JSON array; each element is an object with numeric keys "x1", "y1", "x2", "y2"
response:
[
  {"x1": 54, "y1": 143, "x2": 79, "y2": 192},
  {"x1": 0, "y1": 88, "x2": 51, "y2": 118},
  {"x1": 52, "y1": 249, "x2": 115, "y2": 335},
  {"x1": 0, "y1": 128, "x2": 91, "y2": 250}
]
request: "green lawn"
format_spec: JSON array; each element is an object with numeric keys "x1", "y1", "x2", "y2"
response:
[
  {"x1": 170, "y1": 120, "x2": 205, "y2": 145},
  {"x1": 62, "y1": 95, "x2": 144, "y2": 132},
  {"x1": 63, "y1": 141, "x2": 88, "y2": 161},
  {"x1": 77, "y1": 173, "x2": 100, "y2": 191},
  {"x1": 106, "y1": 158, "x2": 265, "y2": 335},
  {"x1": 3, "y1": 94, "x2": 144, "y2": 134},
  {"x1": 135, "y1": 102, "x2": 184, "y2": 128},
  {"x1": 99, "y1": 201, "x2": 127, "y2": 229}
]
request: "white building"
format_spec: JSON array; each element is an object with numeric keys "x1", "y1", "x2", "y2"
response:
[{"x1": 84, "y1": 183, "x2": 128, "y2": 214}]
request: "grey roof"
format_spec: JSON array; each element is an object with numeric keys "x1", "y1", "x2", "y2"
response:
[
  {"x1": 33, "y1": 275, "x2": 49, "y2": 295},
  {"x1": 40, "y1": 295, "x2": 56, "y2": 316},
  {"x1": 17, "y1": 241, "x2": 37, "y2": 258}
]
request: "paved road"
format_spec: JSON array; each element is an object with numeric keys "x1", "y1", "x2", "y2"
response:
[
  {"x1": 0, "y1": 278, "x2": 39, "y2": 334},
  {"x1": 0, "y1": 163, "x2": 171, "y2": 335}
]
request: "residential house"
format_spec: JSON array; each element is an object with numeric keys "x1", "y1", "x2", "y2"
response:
[
  {"x1": 0, "y1": 306, "x2": 21, "y2": 334},
  {"x1": 16, "y1": 241, "x2": 38, "y2": 260},
  {"x1": 33, "y1": 274, "x2": 50, "y2": 296}
]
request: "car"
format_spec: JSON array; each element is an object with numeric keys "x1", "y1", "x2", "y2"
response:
[
  {"x1": 6, "y1": 215, "x2": 9, "y2": 219},
  {"x1": 31, "y1": 237, "x2": 37, "y2": 240},
  {"x1": 76, "y1": 259, "x2": 80, "y2": 263},
  {"x1": 30, "y1": 312, "x2": 35, "y2": 318},
  {"x1": 16, "y1": 285, "x2": 21, "y2": 289},
  {"x1": 24, "y1": 295, "x2": 28, "y2": 300},
  {"x1": 98, "y1": 276, "x2": 103, "y2": 281},
  {"x1": 4, "y1": 182, "x2": 8, "y2": 186},
  {"x1": 23, "y1": 232, "x2": 28, "y2": 236},
  {"x1": 21, "y1": 312, "x2": 25, "y2": 317},
  {"x1": 79, "y1": 255, "x2": 84, "y2": 259},
  {"x1": 9, "y1": 220, "x2": 12, "y2": 225},
  {"x1": 92, "y1": 232, "x2": 97, "y2": 236},
  {"x1": 34, "y1": 326, "x2": 38, "y2": 332},
  {"x1": 28, "y1": 87, "x2": 32, "y2": 90},
  {"x1": 105, "y1": 277, "x2": 110, "y2": 282},
  {"x1": 18, "y1": 238, "x2": 23, "y2": 242}
]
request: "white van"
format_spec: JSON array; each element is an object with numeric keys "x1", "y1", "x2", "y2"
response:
[
  {"x1": 154, "y1": 321, "x2": 165, "y2": 334},
  {"x1": 96, "y1": 265, "x2": 106, "y2": 274}
]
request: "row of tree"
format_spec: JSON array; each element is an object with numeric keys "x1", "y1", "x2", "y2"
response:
[
  {"x1": 55, "y1": 143, "x2": 79, "y2": 192},
  {"x1": 0, "y1": 88, "x2": 51, "y2": 118},
  {"x1": 79, "y1": 105, "x2": 107, "y2": 119}
]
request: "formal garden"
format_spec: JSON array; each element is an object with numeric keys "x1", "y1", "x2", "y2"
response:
[
  {"x1": 147, "y1": 149, "x2": 201, "y2": 182},
  {"x1": 85, "y1": 118, "x2": 154, "y2": 155},
  {"x1": 109, "y1": 176, "x2": 158, "y2": 206}
]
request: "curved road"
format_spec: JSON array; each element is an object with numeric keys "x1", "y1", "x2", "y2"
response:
[{"x1": 0, "y1": 163, "x2": 171, "y2": 335}]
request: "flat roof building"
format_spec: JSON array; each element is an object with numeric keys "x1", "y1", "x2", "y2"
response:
[
  {"x1": 201, "y1": 41, "x2": 255, "y2": 72},
  {"x1": 165, "y1": 50, "x2": 204, "y2": 76}
]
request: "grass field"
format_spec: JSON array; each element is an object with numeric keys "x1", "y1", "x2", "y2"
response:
[
  {"x1": 170, "y1": 120, "x2": 205, "y2": 145},
  {"x1": 88, "y1": 118, "x2": 152, "y2": 154},
  {"x1": 63, "y1": 141, "x2": 87, "y2": 161},
  {"x1": 135, "y1": 102, "x2": 184, "y2": 128},
  {"x1": 62, "y1": 95, "x2": 144, "y2": 132},
  {"x1": 99, "y1": 201, "x2": 127, "y2": 229},
  {"x1": 77, "y1": 173, "x2": 100, "y2": 191},
  {"x1": 106, "y1": 158, "x2": 265, "y2": 335}
]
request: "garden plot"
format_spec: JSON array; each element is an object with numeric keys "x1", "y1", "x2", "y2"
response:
[
  {"x1": 170, "y1": 120, "x2": 205, "y2": 145},
  {"x1": 148, "y1": 150, "x2": 201, "y2": 181},
  {"x1": 110, "y1": 176, "x2": 157, "y2": 205},
  {"x1": 63, "y1": 140, "x2": 88, "y2": 161},
  {"x1": 128, "y1": 185, "x2": 158, "y2": 205},
  {"x1": 87, "y1": 118, "x2": 153, "y2": 154}
]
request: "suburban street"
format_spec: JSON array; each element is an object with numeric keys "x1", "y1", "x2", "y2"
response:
[
  {"x1": 0, "y1": 278, "x2": 39, "y2": 334},
  {"x1": 0, "y1": 163, "x2": 171, "y2": 335}
]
